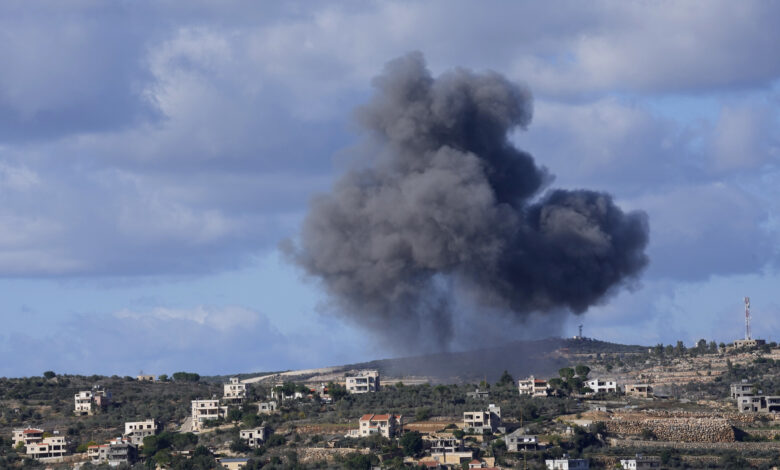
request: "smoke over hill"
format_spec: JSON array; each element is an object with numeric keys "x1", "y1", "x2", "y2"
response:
[{"x1": 288, "y1": 52, "x2": 649, "y2": 350}]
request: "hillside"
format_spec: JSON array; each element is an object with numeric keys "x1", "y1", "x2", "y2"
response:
[{"x1": 238, "y1": 337, "x2": 648, "y2": 384}]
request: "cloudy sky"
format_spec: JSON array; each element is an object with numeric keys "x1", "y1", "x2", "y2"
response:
[{"x1": 1, "y1": 1, "x2": 779, "y2": 377}]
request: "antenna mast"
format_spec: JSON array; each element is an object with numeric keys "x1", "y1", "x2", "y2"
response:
[{"x1": 744, "y1": 297, "x2": 751, "y2": 340}]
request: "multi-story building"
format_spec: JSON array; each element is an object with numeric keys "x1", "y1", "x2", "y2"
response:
[
  {"x1": 624, "y1": 384, "x2": 653, "y2": 398},
  {"x1": 26, "y1": 435, "x2": 67, "y2": 460},
  {"x1": 358, "y1": 414, "x2": 402, "y2": 438},
  {"x1": 223, "y1": 377, "x2": 247, "y2": 405},
  {"x1": 584, "y1": 379, "x2": 618, "y2": 394},
  {"x1": 545, "y1": 457, "x2": 589, "y2": 469},
  {"x1": 463, "y1": 404, "x2": 501, "y2": 433},
  {"x1": 191, "y1": 399, "x2": 228, "y2": 432},
  {"x1": 74, "y1": 390, "x2": 93, "y2": 415},
  {"x1": 505, "y1": 429, "x2": 538, "y2": 451},
  {"x1": 738, "y1": 395, "x2": 780, "y2": 413},
  {"x1": 74, "y1": 385, "x2": 111, "y2": 415},
  {"x1": 123, "y1": 419, "x2": 159, "y2": 446},
  {"x1": 731, "y1": 382, "x2": 755, "y2": 400},
  {"x1": 518, "y1": 376, "x2": 549, "y2": 397},
  {"x1": 619, "y1": 454, "x2": 661, "y2": 469},
  {"x1": 346, "y1": 370, "x2": 380, "y2": 394},
  {"x1": 90, "y1": 437, "x2": 137, "y2": 467},
  {"x1": 12, "y1": 428, "x2": 44, "y2": 447},
  {"x1": 240, "y1": 426, "x2": 267, "y2": 447},
  {"x1": 430, "y1": 437, "x2": 473, "y2": 465}
]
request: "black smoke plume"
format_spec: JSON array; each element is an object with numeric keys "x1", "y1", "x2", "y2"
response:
[{"x1": 289, "y1": 52, "x2": 649, "y2": 349}]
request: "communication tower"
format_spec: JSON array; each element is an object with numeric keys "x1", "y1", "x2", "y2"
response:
[{"x1": 744, "y1": 297, "x2": 751, "y2": 340}]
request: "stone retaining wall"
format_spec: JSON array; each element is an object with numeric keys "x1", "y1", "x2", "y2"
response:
[{"x1": 604, "y1": 418, "x2": 735, "y2": 442}]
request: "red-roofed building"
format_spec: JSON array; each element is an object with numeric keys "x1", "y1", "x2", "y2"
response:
[
  {"x1": 518, "y1": 376, "x2": 550, "y2": 397},
  {"x1": 12, "y1": 428, "x2": 44, "y2": 447},
  {"x1": 358, "y1": 413, "x2": 403, "y2": 438}
]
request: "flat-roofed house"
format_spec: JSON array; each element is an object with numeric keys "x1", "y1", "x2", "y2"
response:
[
  {"x1": 123, "y1": 419, "x2": 159, "y2": 446},
  {"x1": 191, "y1": 399, "x2": 228, "y2": 432},
  {"x1": 346, "y1": 370, "x2": 380, "y2": 393}
]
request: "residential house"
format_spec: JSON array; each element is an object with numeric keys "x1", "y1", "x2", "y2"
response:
[
  {"x1": 258, "y1": 401, "x2": 278, "y2": 414},
  {"x1": 429, "y1": 437, "x2": 473, "y2": 465},
  {"x1": 518, "y1": 376, "x2": 549, "y2": 397},
  {"x1": 26, "y1": 434, "x2": 67, "y2": 460},
  {"x1": 345, "y1": 370, "x2": 380, "y2": 393},
  {"x1": 466, "y1": 388, "x2": 489, "y2": 399},
  {"x1": 123, "y1": 419, "x2": 159, "y2": 446},
  {"x1": 584, "y1": 379, "x2": 618, "y2": 394},
  {"x1": 91, "y1": 437, "x2": 137, "y2": 467},
  {"x1": 505, "y1": 428, "x2": 538, "y2": 452},
  {"x1": 545, "y1": 456, "x2": 589, "y2": 469},
  {"x1": 219, "y1": 457, "x2": 250, "y2": 469},
  {"x1": 619, "y1": 454, "x2": 661, "y2": 469},
  {"x1": 74, "y1": 385, "x2": 111, "y2": 415},
  {"x1": 223, "y1": 377, "x2": 247, "y2": 405},
  {"x1": 463, "y1": 404, "x2": 501, "y2": 433},
  {"x1": 738, "y1": 395, "x2": 780, "y2": 413},
  {"x1": 240, "y1": 426, "x2": 267, "y2": 448},
  {"x1": 191, "y1": 399, "x2": 228, "y2": 432},
  {"x1": 74, "y1": 390, "x2": 93, "y2": 416},
  {"x1": 12, "y1": 428, "x2": 44, "y2": 447},
  {"x1": 136, "y1": 375, "x2": 155, "y2": 382},
  {"x1": 624, "y1": 384, "x2": 653, "y2": 398},
  {"x1": 731, "y1": 382, "x2": 755, "y2": 400},
  {"x1": 358, "y1": 414, "x2": 403, "y2": 438}
]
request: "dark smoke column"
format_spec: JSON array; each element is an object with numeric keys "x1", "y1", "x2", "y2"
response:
[{"x1": 289, "y1": 52, "x2": 649, "y2": 349}]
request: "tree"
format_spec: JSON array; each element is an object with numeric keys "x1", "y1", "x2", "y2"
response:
[
  {"x1": 158, "y1": 374, "x2": 169, "y2": 381},
  {"x1": 327, "y1": 382, "x2": 348, "y2": 401},
  {"x1": 497, "y1": 370, "x2": 514, "y2": 387},
  {"x1": 43, "y1": 371, "x2": 56, "y2": 379},
  {"x1": 574, "y1": 365, "x2": 590, "y2": 378},
  {"x1": 172, "y1": 372, "x2": 200, "y2": 382},
  {"x1": 228, "y1": 407, "x2": 243, "y2": 422},
  {"x1": 399, "y1": 431, "x2": 423, "y2": 457},
  {"x1": 558, "y1": 367, "x2": 575, "y2": 381}
]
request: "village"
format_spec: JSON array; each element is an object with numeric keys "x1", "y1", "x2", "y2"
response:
[{"x1": 4, "y1": 322, "x2": 780, "y2": 470}]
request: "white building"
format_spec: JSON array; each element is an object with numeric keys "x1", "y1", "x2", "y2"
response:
[
  {"x1": 545, "y1": 457, "x2": 589, "y2": 469},
  {"x1": 191, "y1": 399, "x2": 228, "y2": 432},
  {"x1": 258, "y1": 401, "x2": 278, "y2": 414},
  {"x1": 619, "y1": 454, "x2": 661, "y2": 469},
  {"x1": 26, "y1": 435, "x2": 67, "y2": 460},
  {"x1": 463, "y1": 404, "x2": 501, "y2": 433},
  {"x1": 74, "y1": 390, "x2": 93, "y2": 415},
  {"x1": 585, "y1": 379, "x2": 618, "y2": 394},
  {"x1": 345, "y1": 370, "x2": 380, "y2": 393},
  {"x1": 74, "y1": 386, "x2": 111, "y2": 415},
  {"x1": 358, "y1": 414, "x2": 403, "y2": 438},
  {"x1": 223, "y1": 377, "x2": 247, "y2": 404},
  {"x1": 240, "y1": 427, "x2": 267, "y2": 447},
  {"x1": 518, "y1": 376, "x2": 549, "y2": 397},
  {"x1": 123, "y1": 419, "x2": 159, "y2": 446}
]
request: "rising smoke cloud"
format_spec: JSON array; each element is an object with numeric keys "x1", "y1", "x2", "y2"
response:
[{"x1": 289, "y1": 52, "x2": 649, "y2": 349}]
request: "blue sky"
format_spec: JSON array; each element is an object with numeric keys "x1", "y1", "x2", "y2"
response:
[{"x1": 1, "y1": 1, "x2": 779, "y2": 377}]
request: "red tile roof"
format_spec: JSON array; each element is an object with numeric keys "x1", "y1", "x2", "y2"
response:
[{"x1": 23, "y1": 429, "x2": 43, "y2": 434}]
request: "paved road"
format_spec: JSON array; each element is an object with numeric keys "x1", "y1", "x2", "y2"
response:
[{"x1": 180, "y1": 416, "x2": 193, "y2": 433}]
